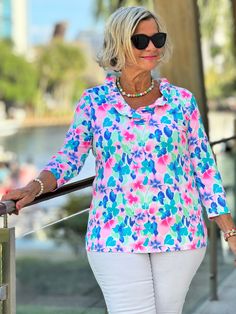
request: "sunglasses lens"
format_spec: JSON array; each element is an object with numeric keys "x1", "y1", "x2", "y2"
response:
[
  {"x1": 131, "y1": 34, "x2": 149, "y2": 50},
  {"x1": 131, "y1": 33, "x2": 167, "y2": 50},
  {"x1": 152, "y1": 33, "x2": 167, "y2": 48}
]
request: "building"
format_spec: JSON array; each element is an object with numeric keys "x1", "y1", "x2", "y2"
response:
[
  {"x1": 0, "y1": 0, "x2": 28, "y2": 55},
  {"x1": 0, "y1": 0, "x2": 11, "y2": 39}
]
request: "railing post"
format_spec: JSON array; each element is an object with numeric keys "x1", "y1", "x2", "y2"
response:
[
  {"x1": 209, "y1": 150, "x2": 219, "y2": 301},
  {"x1": 209, "y1": 221, "x2": 218, "y2": 300},
  {"x1": 234, "y1": 119, "x2": 236, "y2": 216},
  {"x1": 0, "y1": 215, "x2": 16, "y2": 314}
]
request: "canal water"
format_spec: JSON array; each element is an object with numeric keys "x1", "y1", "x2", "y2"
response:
[{"x1": 0, "y1": 124, "x2": 95, "y2": 175}]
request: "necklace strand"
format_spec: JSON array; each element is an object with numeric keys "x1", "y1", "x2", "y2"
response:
[{"x1": 116, "y1": 77, "x2": 155, "y2": 98}]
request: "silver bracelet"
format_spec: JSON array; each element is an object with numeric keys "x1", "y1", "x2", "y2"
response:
[{"x1": 33, "y1": 178, "x2": 44, "y2": 197}]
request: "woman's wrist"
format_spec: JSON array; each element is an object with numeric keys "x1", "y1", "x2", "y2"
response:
[
  {"x1": 33, "y1": 178, "x2": 44, "y2": 197},
  {"x1": 27, "y1": 179, "x2": 44, "y2": 197},
  {"x1": 212, "y1": 214, "x2": 236, "y2": 235},
  {"x1": 223, "y1": 228, "x2": 236, "y2": 242}
]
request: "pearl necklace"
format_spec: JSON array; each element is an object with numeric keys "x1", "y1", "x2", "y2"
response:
[{"x1": 116, "y1": 77, "x2": 155, "y2": 98}]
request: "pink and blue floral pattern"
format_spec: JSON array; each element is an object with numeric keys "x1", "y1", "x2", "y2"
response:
[{"x1": 44, "y1": 74, "x2": 230, "y2": 253}]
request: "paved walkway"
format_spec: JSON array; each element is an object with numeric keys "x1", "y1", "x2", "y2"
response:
[{"x1": 193, "y1": 268, "x2": 236, "y2": 314}]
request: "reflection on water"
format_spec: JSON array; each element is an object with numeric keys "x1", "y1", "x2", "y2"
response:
[{"x1": 0, "y1": 125, "x2": 96, "y2": 177}]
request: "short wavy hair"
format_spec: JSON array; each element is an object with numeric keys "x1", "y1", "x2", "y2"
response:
[{"x1": 97, "y1": 6, "x2": 172, "y2": 71}]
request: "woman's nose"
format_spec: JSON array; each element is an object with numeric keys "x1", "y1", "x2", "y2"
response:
[{"x1": 146, "y1": 39, "x2": 156, "y2": 50}]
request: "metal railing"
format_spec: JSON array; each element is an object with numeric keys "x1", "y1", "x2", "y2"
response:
[
  {"x1": 0, "y1": 223, "x2": 15, "y2": 314},
  {"x1": 0, "y1": 135, "x2": 236, "y2": 313},
  {"x1": 0, "y1": 176, "x2": 96, "y2": 314},
  {"x1": 209, "y1": 135, "x2": 236, "y2": 300}
]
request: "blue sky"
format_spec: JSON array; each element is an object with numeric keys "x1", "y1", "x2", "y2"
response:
[{"x1": 28, "y1": 0, "x2": 103, "y2": 44}]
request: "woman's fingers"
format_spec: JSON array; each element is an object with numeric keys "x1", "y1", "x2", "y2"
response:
[
  {"x1": 1, "y1": 189, "x2": 25, "y2": 201},
  {"x1": 15, "y1": 193, "x2": 35, "y2": 210},
  {"x1": 1, "y1": 187, "x2": 36, "y2": 214}
]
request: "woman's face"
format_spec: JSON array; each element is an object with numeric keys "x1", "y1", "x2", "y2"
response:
[{"x1": 125, "y1": 18, "x2": 163, "y2": 72}]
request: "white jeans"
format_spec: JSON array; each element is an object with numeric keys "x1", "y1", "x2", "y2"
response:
[{"x1": 87, "y1": 247, "x2": 206, "y2": 314}]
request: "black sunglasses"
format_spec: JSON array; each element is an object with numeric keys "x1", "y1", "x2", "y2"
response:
[{"x1": 131, "y1": 32, "x2": 167, "y2": 50}]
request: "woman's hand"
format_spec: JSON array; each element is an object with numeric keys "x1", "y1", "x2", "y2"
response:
[
  {"x1": 1, "y1": 181, "x2": 40, "y2": 215},
  {"x1": 227, "y1": 236, "x2": 236, "y2": 266},
  {"x1": 1, "y1": 171, "x2": 56, "y2": 215}
]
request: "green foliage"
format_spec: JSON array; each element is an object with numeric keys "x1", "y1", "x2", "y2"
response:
[
  {"x1": 47, "y1": 193, "x2": 92, "y2": 254},
  {"x1": 16, "y1": 257, "x2": 90, "y2": 295},
  {"x1": 72, "y1": 78, "x2": 89, "y2": 104},
  {"x1": 94, "y1": 0, "x2": 153, "y2": 19},
  {"x1": 17, "y1": 306, "x2": 104, "y2": 314},
  {"x1": 37, "y1": 41, "x2": 85, "y2": 87},
  {"x1": 0, "y1": 39, "x2": 88, "y2": 113},
  {"x1": 198, "y1": 0, "x2": 219, "y2": 40},
  {"x1": 0, "y1": 41, "x2": 38, "y2": 105},
  {"x1": 198, "y1": 0, "x2": 236, "y2": 99},
  {"x1": 16, "y1": 257, "x2": 104, "y2": 314},
  {"x1": 210, "y1": 44, "x2": 222, "y2": 58},
  {"x1": 205, "y1": 65, "x2": 236, "y2": 99},
  {"x1": 37, "y1": 40, "x2": 87, "y2": 109}
]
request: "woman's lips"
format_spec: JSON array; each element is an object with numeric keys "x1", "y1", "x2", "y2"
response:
[{"x1": 141, "y1": 56, "x2": 157, "y2": 60}]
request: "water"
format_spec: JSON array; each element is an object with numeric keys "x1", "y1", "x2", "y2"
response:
[{"x1": 0, "y1": 125, "x2": 96, "y2": 175}]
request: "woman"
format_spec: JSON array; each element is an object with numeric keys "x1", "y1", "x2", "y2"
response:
[{"x1": 2, "y1": 6, "x2": 236, "y2": 314}]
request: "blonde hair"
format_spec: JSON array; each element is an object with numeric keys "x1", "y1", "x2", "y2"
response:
[{"x1": 97, "y1": 6, "x2": 172, "y2": 71}]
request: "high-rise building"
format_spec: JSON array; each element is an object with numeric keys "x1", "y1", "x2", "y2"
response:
[
  {"x1": 0, "y1": 0, "x2": 28, "y2": 55},
  {"x1": 0, "y1": 0, "x2": 12, "y2": 38}
]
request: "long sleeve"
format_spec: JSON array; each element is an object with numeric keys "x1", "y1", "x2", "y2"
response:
[
  {"x1": 43, "y1": 92, "x2": 93, "y2": 188},
  {"x1": 187, "y1": 95, "x2": 230, "y2": 218}
]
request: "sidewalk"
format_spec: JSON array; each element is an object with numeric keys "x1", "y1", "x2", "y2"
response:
[{"x1": 193, "y1": 268, "x2": 236, "y2": 314}]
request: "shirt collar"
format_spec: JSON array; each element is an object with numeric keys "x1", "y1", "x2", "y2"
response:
[{"x1": 104, "y1": 73, "x2": 171, "y2": 119}]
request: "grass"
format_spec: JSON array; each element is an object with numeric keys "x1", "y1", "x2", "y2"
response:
[
  {"x1": 16, "y1": 257, "x2": 89, "y2": 295},
  {"x1": 16, "y1": 255, "x2": 106, "y2": 313},
  {"x1": 17, "y1": 305, "x2": 105, "y2": 314}
]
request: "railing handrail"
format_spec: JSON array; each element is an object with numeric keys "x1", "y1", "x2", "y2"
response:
[
  {"x1": 23, "y1": 175, "x2": 95, "y2": 208},
  {"x1": 0, "y1": 176, "x2": 94, "y2": 216},
  {"x1": 210, "y1": 135, "x2": 236, "y2": 146}
]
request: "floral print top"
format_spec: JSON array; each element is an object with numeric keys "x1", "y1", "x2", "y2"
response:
[{"x1": 44, "y1": 73, "x2": 230, "y2": 253}]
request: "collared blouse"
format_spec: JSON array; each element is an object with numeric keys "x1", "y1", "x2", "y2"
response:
[{"x1": 44, "y1": 74, "x2": 230, "y2": 253}]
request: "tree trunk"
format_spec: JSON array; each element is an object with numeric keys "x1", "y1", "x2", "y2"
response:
[
  {"x1": 153, "y1": 0, "x2": 209, "y2": 134},
  {"x1": 231, "y1": 0, "x2": 236, "y2": 58}
]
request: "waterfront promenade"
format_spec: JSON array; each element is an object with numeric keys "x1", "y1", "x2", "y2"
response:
[{"x1": 21, "y1": 115, "x2": 72, "y2": 128}]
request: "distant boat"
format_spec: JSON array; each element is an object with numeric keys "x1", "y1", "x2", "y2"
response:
[{"x1": 0, "y1": 119, "x2": 22, "y2": 137}]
